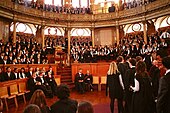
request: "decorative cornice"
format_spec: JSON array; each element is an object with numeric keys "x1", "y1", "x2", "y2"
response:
[{"x1": 0, "y1": 0, "x2": 170, "y2": 28}]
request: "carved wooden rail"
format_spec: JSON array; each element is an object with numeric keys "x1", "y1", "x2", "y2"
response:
[{"x1": 0, "y1": 0, "x2": 169, "y2": 27}]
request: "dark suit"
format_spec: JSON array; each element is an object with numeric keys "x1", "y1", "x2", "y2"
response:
[
  {"x1": 74, "y1": 73, "x2": 85, "y2": 93},
  {"x1": 50, "y1": 98, "x2": 78, "y2": 113},
  {"x1": 149, "y1": 65, "x2": 160, "y2": 98},
  {"x1": 157, "y1": 71, "x2": 170, "y2": 113},
  {"x1": 27, "y1": 77, "x2": 36, "y2": 95},
  {"x1": 124, "y1": 67, "x2": 136, "y2": 113},
  {"x1": 84, "y1": 74, "x2": 93, "y2": 91},
  {"x1": 4, "y1": 72, "x2": 16, "y2": 81},
  {"x1": 0, "y1": 72, "x2": 5, "y2": 82},
  {"x1": 118, "y1": 63, "x2": 127, "y2": 86},
  {"x1": 46, "y1": 75, "x2": 57, "y2": 95},
  {"x1": 26, "y1": 71, "x2": 33, "y2": 78}
]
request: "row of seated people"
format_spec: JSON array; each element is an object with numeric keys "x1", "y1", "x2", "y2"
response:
[
  {"x1": 12, "y1": 0, "x2": 155, "y2": 15},
  {"x1": 0, "y1": 66, "x2": 57, "y2": 98},
  {"x1": 108, "y1": 0, "x2": 155, "y2": 13},
  {"x1": 12, "y1": 0, "x2": 92, "y2": 14},
  {"x1": 45, "y1": 36, "x2": 67, "y2": 54},
  {"x1": 71, "y1": 35, "x2": 168, "y2": 63},
  {"x1": 0, "y1": 66, "x2": 54, "y2": 81},
  {"x1": 0, "y1": 37, "x2": 49, "y2": 64}
]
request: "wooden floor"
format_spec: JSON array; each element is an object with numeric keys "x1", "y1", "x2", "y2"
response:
[{"x1": 2, "y1": 90, "x2": 111, "y2": 113}]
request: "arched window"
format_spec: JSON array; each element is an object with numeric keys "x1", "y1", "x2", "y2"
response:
[
  {"x1": 72, "y1": 0, "x2": 80, "y2": 8},
  {"x1": 44, "y1": 0, "x2": 52, "y2": 5},
  {"x1": 81, "y1": 0, "x2": 88, "y2": 8}
]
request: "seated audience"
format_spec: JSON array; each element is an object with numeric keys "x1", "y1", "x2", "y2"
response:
[
  {"x1": 23, "y1": 104, "x2": 42, "y2": 113},
  {"x1": 46, "y1": 71, "x2": 57, "y2": 95},
  {"x1": 78, "y1": 101, "x2": 94, "y2": 113},
  {"x1": 4, "y1": 67, "x2": 15, "y2": 81},
  {"x1": 35, "y1": 72, "x2": 53, "y2": 98},
  {"x1": 27, "y1": 72, "x2": 37, "y2": 95},
  {"x1": 27, "y1": 67, "x2": 34, "y2": 78},
  {"x1": 50, "y1": 84, "x2": 78, "y2": 113},
  {"x1": 19, "y1": 67, "x2": 27, "y2": 79},
  {"x1": 29, "y1": 89, "x2": 50, "y2": 113}
]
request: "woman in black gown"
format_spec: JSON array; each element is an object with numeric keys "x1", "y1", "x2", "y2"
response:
[
  {"x1": 130, "y1": 61, "x2": 155, "y2": 113},
  {"x1": 106, "y1": 61, "x2": 124, "y2": 113}
]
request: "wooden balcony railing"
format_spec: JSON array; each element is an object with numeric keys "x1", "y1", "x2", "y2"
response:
[{"x1": 0, "y1": 0, "x2": 170, "y2": 27}]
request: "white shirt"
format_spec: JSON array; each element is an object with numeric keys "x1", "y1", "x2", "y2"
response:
[
  {"x1": 119, "y1": 74, "x2": 125, "y2": 90},
  {"x1": 130, "y1": 73, "x2": 139, "y2": 92},
  {"x1": 131, "y1": 78, "x2": 140, "y2": 92},
  {"x1": 165, "y1": 69, "x2": 170, "y2": 75}
]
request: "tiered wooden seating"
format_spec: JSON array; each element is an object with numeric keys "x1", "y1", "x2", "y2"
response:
[
  {"x1": 10, "y1": 83, "x2": 26, "y2": 104},
  {"x1": 18, "y1": 82, "x2": 30, "y2": 94},
  {"x1": 0, "y1": 85, "x2": 18, "y2": 111}
]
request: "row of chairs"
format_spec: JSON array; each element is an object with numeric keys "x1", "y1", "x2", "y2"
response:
[
  {"x1": 93, "y1": 76, "x2": 107, "y2": 91},
  {"x1": 0, "y1": 81, "x2": 30, "y2": 111}
]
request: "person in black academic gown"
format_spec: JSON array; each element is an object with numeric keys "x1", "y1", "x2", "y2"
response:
[
  {"x1": 124, "y1": 58, "x2": 136, "y2": 113},
  {"x1": 106, "y1": 61, "x2": 124, "y2": 113},
  {"x1": 4, "y1": 67, "x2": 15, "y2": 81},
  {"x1": 84, "y1": 70, "x2": 93, "y2": 91},
  {"x1": 75, "y1": 68, "x2": 85, "y2": 94},
  {"x1": 46, "y1": 71, "x2": 57, "y2": 95},
  {"x1": 130, "y1": 61, "x2": 155, "y2": 113}
]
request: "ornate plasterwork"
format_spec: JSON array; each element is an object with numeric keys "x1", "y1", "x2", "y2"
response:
[{"x1": 0, "y1": 0, "x2": 170, "y2": 28}]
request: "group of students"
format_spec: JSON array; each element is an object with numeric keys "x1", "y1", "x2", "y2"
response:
[
  {"x1": 71, "y1": 33, "x2": 169, "y2": 64},
  {"x1": 23, "y1": 85, "x2": 94, "y2": 113},
  {"x1": 26, "y1": 67, "x2": 57, "y2": 98},
  {"x1": 0, "y1": 66, "x2": 58, "y2": 98},
  {"x1": 0, "y1": 38, "x2": 49, "y2": 65},
  {"x1": 106, "y1": 55, "x2": 170, "y2": 113}
]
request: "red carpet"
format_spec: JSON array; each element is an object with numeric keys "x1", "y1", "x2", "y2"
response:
[{"x1": 93, "y1": 102, "x2": 118, "y2": 113}]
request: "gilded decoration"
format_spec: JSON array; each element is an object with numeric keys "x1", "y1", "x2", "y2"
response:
[{"x1": 0, "y1": 0, "x2": 170, "y2": 28}]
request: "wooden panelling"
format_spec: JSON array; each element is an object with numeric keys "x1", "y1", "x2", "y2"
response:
[{"x1": 71, "y1": 63, "x2": 110, "y2": 82}]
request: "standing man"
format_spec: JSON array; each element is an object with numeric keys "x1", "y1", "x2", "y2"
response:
[
  {"x1": 75, "y1": 68, "x2": 85, "y2": 94},
  {"x1": 157, "y1": 56, "x2": 170, "y2": 113}
]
